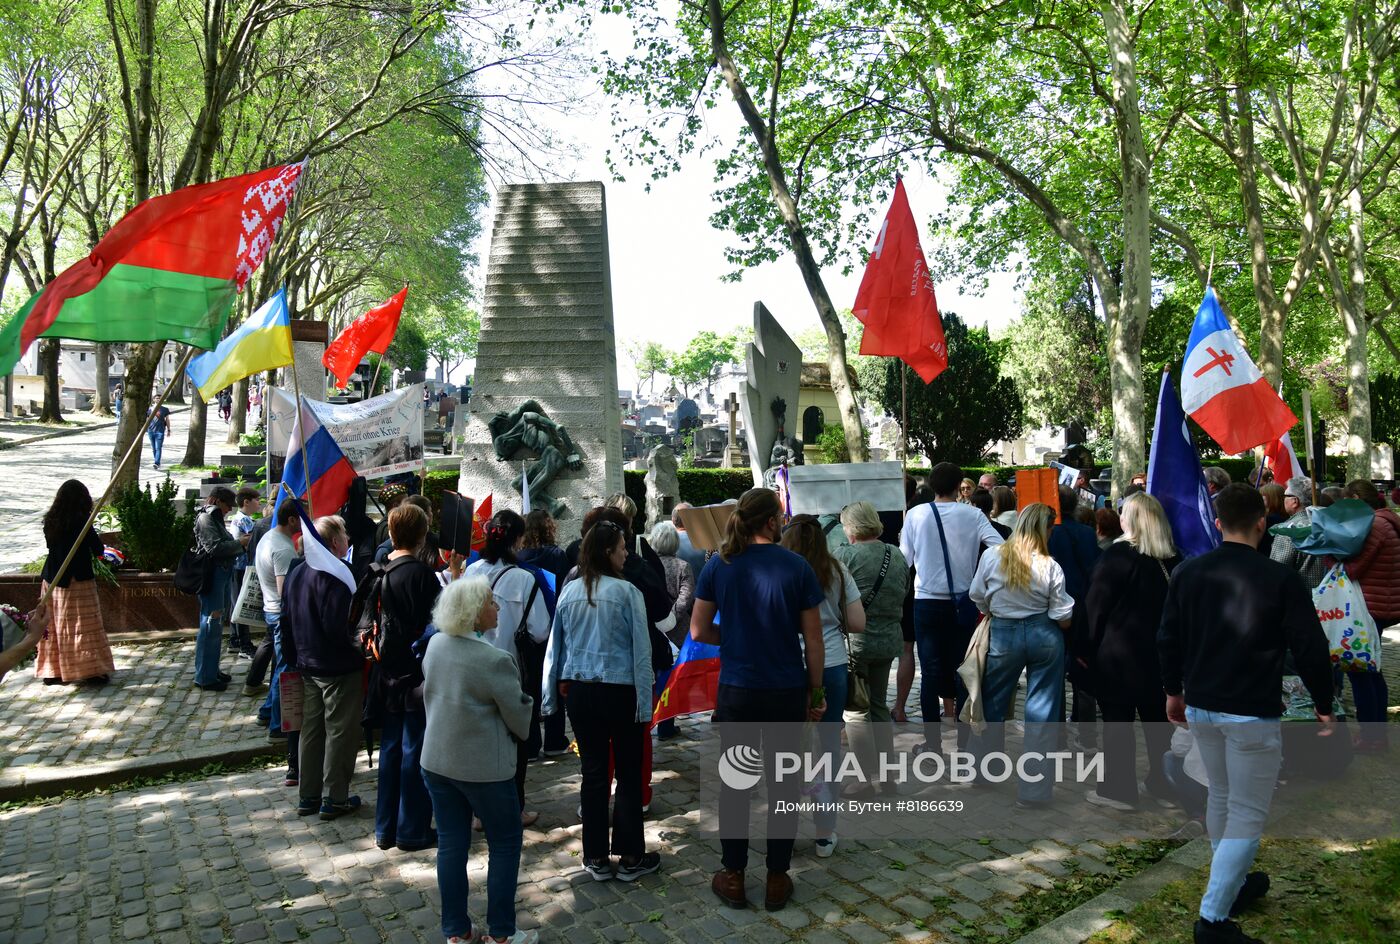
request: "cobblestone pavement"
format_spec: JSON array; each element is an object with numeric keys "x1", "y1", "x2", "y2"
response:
[
  {"x1": 0, "y1": 406, "x2": 235, "y2": 573},
  {"x1": 2, "y1": 633, "x2": 1395, "y2": 943},
  {"x1": 0, "y1": 642, "x2": 265, "y2": 785}
]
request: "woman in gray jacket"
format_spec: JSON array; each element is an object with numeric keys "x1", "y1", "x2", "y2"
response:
[{"x1": 421, "y1": 576, "x2": 537, "y2": 944}]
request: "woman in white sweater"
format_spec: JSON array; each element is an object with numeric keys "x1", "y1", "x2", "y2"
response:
[
  {"x1": 968, "y1": 503, "x2": 1075, "y2": 810},
  {"x1": 421, "y1": 577, "x2": 537, "y2": 944}
]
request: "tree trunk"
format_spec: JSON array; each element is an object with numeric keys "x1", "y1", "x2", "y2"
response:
[
  {"x1": 38, "y1": 339, "x2": 64, "y2": 423},
  {"x1": 110, "y1": 341, "x2": 163, "y2": 487},
  {"x1": 705, "y1": 0, "x2": 867, "y2": 461},
  {"x1": 93, "y1": 343, "x2": 112, "y2": 415},
  {"x1": 1101, "y1": 0, "x2": 1150, "y2": 496},
  {"x1": 1338, "y1": 181, "x2": 1370, "y2": 481},
  {"x1": 228, "y1": 376, "x2": 248, "y2": 443},
  {"x1": 183, "y1": 387, "x2": 208, "y2": 467}
]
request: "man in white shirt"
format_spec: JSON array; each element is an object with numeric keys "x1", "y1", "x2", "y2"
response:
[
  {"x1": 255, "y1": 500, "x2": 302, "y2": 740},
  {"x1": 899, "y1": 462, "x2": 1004, "y2": 751}
]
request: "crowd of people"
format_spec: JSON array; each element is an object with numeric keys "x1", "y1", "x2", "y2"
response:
[{"x1": 11, "y1": 455, "x2": 1397, "y2": 944}]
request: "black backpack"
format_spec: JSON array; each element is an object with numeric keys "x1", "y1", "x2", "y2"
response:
[{"x1": 354, "y1": 556, "x2": 419, "y2": 673}]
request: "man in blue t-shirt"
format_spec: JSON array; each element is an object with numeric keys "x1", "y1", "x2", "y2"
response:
[{"x1": 691, "y1": 488, "x2": 825, "y2": 914}]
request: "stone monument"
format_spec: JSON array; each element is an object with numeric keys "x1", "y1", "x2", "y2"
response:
[
  {"x1": 645, "y1": 444, "x2": 680, "y2": 529},
  {"x1": 740, "y1": 303, "x2": 803, "y2": 488},
  {"x1": 290, "y1": 320, "x2": 328, "y2": 402},
  {"x1": 457, "y1": 182, "x2": 623, "y2": 539}
]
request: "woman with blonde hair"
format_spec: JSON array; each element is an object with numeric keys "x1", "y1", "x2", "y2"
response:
[
  {"x1": 1078, "y1": 492, "x2": 1181, "y2": 810},
  {"x1": 968, "y1": 503, "x2": 1074, "y2": 809},
  {"x1": 958, "y1": 478, "x2": 976, "y2": 503}
]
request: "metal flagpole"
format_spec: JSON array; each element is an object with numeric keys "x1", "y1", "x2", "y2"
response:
[{"x1": 39, "y1": 344, "x2": 197, "y2": 610}]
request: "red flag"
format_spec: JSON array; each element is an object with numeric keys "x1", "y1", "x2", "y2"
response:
[
  {"x1": 852, "y1": 179, "x2": 948, "y2": 382},
  {"x1": 471, "y1": 494, "x2": 493, "y2": 552},
  {"x1": 322, "y1": 285, "x2": 408, "y2": 387}
]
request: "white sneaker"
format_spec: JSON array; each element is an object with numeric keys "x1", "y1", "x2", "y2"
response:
[
  {"x1": 815, "y1": 833, "x2": 838, "y2": 858},
  {"x1": 1084, "y1": 788, "x2": 1137, "y2": 812}
]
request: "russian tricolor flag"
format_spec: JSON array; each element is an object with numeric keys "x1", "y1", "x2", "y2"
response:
[
  {"x1": 652, "y1": 634, "x2": 721, "y2": 726},
  {"x1": 279, "y1": 395, "x2": 357, "y2": 516},
  {"x1": 1181, "y1": 288, "x2": 1297, "y2": 455}
]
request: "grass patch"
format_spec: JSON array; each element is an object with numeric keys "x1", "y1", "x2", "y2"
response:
[
  {"x1": 165, "y1": 463, "x2": 219, "y2": 475},
  {"x1": 1088, "y1": 745, "x2": 1400, "y2": 944},
  {"x1": 1086, "y1": 839, "x2": 1400, "y2": 944}
]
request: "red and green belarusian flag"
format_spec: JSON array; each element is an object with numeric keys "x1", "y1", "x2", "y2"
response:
[{"x1": 0, "y1": 162, "x2": 305, "y2": 377}]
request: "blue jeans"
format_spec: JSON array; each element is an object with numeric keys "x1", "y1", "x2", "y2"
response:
[
  {"x1": 194, "y1": 564, "x2": 232, "y2": 685},
  {"x1": 376, "y1": 710, "x2": 434, "y2": 847},
  {"x1": 148, "y1": 430, "x2": 164, "y2": 467},
  {"x1": 1346, "y1": 671, "x2": 1390, "y2": 745},
  {"x1": 913, "y1": 599, "x2": 970, "y2": 745},
  {"x1": 815, "y1": 663, "x2": 848, "y2": 835},
  {"x1": 423, "y1": 772, "x2": 521, "y2": 940},
  {"x1": 1186, "y1": 707, "x2": 1282, "y2": 922},
  {"x1": 261, "y1": 610, "x2": 284, "y2": 734},
  {"x1": 973, "y1": 615, "x2": 1066, "y2": 804}
]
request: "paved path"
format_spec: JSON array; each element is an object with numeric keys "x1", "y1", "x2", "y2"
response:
[{"x1": 0, "y1": 407, "x2": 240, "y2": 574}]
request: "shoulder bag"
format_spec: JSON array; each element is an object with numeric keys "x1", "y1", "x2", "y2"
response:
[
  {"x1": 844, "y1": 546, "x2": 893, "y2": 713},
  {"x1": 931, "y1": 505, "x2": 981, "y2": 629}
]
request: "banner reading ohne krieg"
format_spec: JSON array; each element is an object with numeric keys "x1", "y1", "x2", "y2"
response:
[{"x1": 268, "y1": 384, "x2": 424, "y2": 480}]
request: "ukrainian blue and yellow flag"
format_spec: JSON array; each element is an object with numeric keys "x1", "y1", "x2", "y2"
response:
[{"x1": 186, "y1": 288, "x2": 293, "y2": 402}]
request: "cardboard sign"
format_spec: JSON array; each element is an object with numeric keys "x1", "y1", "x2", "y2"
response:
[
  {"x1": 279, "y1": 671, "x2": 304, "y2": 733},
  {"x1": 677, "y1": 503, "x2": 737, "y2": 552},
  {"x1": 1015, "y1": 468, "x2": 1063, "y2": 523}
]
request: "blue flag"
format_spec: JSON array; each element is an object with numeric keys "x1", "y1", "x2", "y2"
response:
[{"x1": 1147, "y1": 371, "x2": 1220, "y2": 558}]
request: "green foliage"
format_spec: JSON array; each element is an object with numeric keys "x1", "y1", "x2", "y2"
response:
[
  {"x1": 386, "y1": 320, "x2": 429, "y2": 373},
  {"x1": 110, "y1": 479, "x2": 196, "y2": 573},
  {"x1": 626, "y1": 468, "x2": 753, "y2": 509},
  {"x1": 816, "y1": 423, "x2": 863, "y2": 464},
  {"x1": 239, "y1": 430, "x2": 266, "y2": 450},
  {"x1": 863, "y1": 312, "x2": 1024, "y2": 465},
  {"x1": 1372, "y1": 374, "x2": 1400, "y2": 447},
  {"x1": 669, "y1": 331, "x2": 744, "y2": 397},
  {"x1": 1001, "y1": 271, "x2": 1110, "y2": 434}
]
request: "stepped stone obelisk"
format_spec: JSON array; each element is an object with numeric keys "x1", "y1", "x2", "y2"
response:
[{"x1": 457, "y1": 182, "x2": 623, "y2": 540}]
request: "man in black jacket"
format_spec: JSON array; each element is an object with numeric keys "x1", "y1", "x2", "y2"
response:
[
  {"x1": 282, "y1": 515, "x2": 364, "y2": 820},
  {"x1": 1158, "y1": 484, "x2": 1333, "y2": 944}
]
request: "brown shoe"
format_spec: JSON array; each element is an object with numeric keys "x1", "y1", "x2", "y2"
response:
[
  {"x1": 711, "y1": 868, "x2": 747, "y2": 908},
  {"x1": 764, "y1": 871, "x2": 794, "y2": 911}
]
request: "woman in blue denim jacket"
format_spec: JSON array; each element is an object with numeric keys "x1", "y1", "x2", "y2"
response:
[{"x1": 542, "y1": 519, "x2": 661, "y2": 884}]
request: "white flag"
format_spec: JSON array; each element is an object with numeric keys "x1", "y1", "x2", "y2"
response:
[{"x1": 521, "y1": 460, "x2": 531, "y2": 514}]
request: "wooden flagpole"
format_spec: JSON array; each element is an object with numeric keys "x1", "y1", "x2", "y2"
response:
[
  {"x1": 901, "y1": 360, "x2": 909, "y2": 466},
  {"x1": 1301, "y1": 389, "x2": 1318, "y2": 505},
  {"x1": 39, "y1": 345, "x2": 197, "y2": 610},
  {"x1": 290, "y1": 357, "x2": 313, "y2": 520}
]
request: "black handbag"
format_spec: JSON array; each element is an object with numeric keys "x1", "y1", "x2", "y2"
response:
[{"x1": 173, "y1": 546, "x2": 213, "y2": 595}]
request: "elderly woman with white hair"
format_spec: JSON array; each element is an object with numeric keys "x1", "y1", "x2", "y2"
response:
[
  {"x1": 420, "y1": 576, "x2": 537, "y2": 944},
  {"x1": 833, "y1": 501, "x2": 908, "y2": 800},
  {"x1": 1078, "y1": 492, "x2": 1182, "y2": 811},
  {"x1": 648, "y1": 520, "x2": 694, "y2": 742}
]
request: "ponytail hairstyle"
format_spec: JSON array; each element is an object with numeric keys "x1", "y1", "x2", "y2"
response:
[
  {"x1": 579, "y1": 518, "x2": 626, "y2": 604},
  {"x1": 778, "y1": 514, "x2": 839, "y2": 593},
  {"x1": 482, "y1": 509, "x2": 526, "y2": 564},
  {"x1": 720, "y1": 488, "x2": 783, "y2": 562},
  {"x1": 995, "y1": 502, "x2": 1055, "y2": 592}
]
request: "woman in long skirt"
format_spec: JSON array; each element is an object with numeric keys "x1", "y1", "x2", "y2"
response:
[{"x1": 35, "y1": 480, "x2": 115, "y2": 685}]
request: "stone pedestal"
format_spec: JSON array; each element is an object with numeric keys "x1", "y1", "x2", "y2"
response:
[
  {"x1": 645, "y1": 445, "x2": 679, "y2": 530},
  {"x1": 740, "y1": 302, "x2": 802, "y2": 487},
  {"x1": 290, "y1": 320, "x2": 328, "y2": 402},
  {"x1": 457, "y1": 182, "x2": 623, "y2": 540}
]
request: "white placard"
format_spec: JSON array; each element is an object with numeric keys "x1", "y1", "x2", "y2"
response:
[
  {"x1": 268, "y1": 384, "x2": 425, "y2": 480},
  {"x1": 787, "y1": 461, "x2": 906, "y2": 515}
]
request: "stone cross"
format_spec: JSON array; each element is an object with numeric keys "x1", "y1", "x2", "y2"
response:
[{"x1": 727, "y1": 393, "x2": 739, "y2": 442}]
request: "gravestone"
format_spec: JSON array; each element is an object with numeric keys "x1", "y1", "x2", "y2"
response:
[
  {"x1": 740, "y1": 302, "x2": 802, "y2": 487},
  {"x1": 645, "y1": 445, "x2": 680, "y2": 529},
  {"x1": 457, "y1": 182, "x2": 623, "y2": 538},
  {"x1": 673, "y1": 398, "x2": 701, "y2": 433},
  {"x1": 290, "y1": 320, "x2": 328, "y2": 402}
]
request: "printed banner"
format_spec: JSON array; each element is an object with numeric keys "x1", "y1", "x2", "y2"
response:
[{"x1": 268, "y1": 384, "x2": 424, "y2": 480}]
